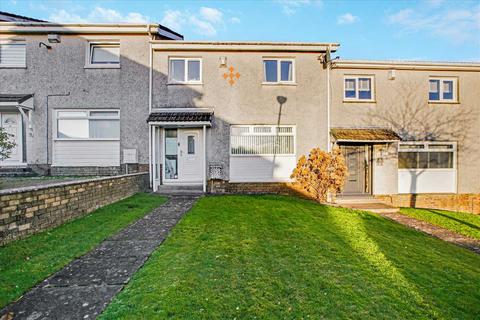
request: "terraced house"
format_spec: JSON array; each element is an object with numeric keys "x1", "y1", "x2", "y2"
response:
[{"x1": 1, "y1": 13, "x2": 479, "y2": 208}]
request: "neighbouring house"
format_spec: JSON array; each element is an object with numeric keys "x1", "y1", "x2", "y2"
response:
[{"x1": 1, "y1": 12, "x2": 479, "y2": 208}]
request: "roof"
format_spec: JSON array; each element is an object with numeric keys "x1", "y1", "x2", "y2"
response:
[
  {"x1": 0, "y1": 11, "x2": 47, "y2": 22},
  {"x1": 147, "y1": 111, "x2": 213, "y2": 123},
  {"x1": 151, "y1": 40, "x2": 339, "y2": 53},
  {"x1": 333, "y1": 59, "x2": 480, "y2": 72},
  {"x1": 331, "y1": 128, "x2": 401, "y2": 141},
  {"x1": 0, "y1": 94, "x2": 34, "y2": 104}
]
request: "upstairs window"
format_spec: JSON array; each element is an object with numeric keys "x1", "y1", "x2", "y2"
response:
[
  {"x1": 0, "y1": 41, "x2": 26, "y2": 68},
  {"x1": 263, "y1": 58, "x2": 295, "y2": 84},
  {"x1": 429, "y1": 77, "x2": 457, "y2": 102},
  {"x1": 85, "y1": 41, "x2": 120, "y2": 68},
  {"x1": 344, "y1": 76, "x2": 374, "y2": 101},
  {"x1": 169, "y1": 58, "x2": 202, "y2": 84}
]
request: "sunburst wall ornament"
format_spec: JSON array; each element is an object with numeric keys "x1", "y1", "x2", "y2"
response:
[{"x1": 223, "y1": 66, "x2": 240, "y2": 86}]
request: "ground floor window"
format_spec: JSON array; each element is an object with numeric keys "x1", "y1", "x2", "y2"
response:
[
  {"x1": 398, "y1": 142, "x2": 455, "y2": 169},
  {"x1": 229, "y1": 125, "x2": 296, "y2": 182},
  {"x1": 398, "y1": 141, "x2": 457, "y2": 194},
  {"x1": 56, "y1": 110, "x2": 120, "y2": 140}
]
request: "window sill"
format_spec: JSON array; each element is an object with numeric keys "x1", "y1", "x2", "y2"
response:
[
  {"x1": 167, "y1": 82, "x2": 203, "y2": 86},
  {"x1": 428, "y1": 101, "x2": 459, "y2": 105},
  {"x1": 343, "y1": 100, "x2": 376, "y2": 103},
  {"x1": 0, "y1": 65, "x2": 26, "y2": 69},
  {"x1": 262, "y1": 82, "x2": 297, "y2": 86},
  {"x1": 54, "y1": 138, "x2": 120, "y2": 142},
  {"x1": 84, "y1": 64, "x2": 121, "y2": 69}
]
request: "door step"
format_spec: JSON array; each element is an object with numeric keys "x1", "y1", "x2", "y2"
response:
[
  {"x1": 0, "y1": 166, "x2": 36, "y2": 177},
  {"x1": 155, "y1": 185, "x2": 204, "y2": 195},
  {"x1": 336, "y1": 196, "x2": 399, "y2": 214}
]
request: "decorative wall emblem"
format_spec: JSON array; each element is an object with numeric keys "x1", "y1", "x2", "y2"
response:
[{"x1": 223, "y1": 66, "x2": 240, "y2": 86}]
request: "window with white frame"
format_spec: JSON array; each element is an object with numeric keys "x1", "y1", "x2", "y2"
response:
[
  {"x1": 344, "y1": 75, "x2": 374, "y2": 101},
  {"x1": 398, "y1": 142, "x2": 456, "y2": 169},
  {"x1": 56, "y1": 110, "x2": 120, "y2": 140},
  {"x1": 230, "y1": 125, "x2": 295, "y2": 155},
  {"x1": 429, "y1": 77, "x2": 457, "y2": 102},
  {"x1": 169, "y1": 58, "x2": 202, "y2": 83},
  {"x1": 86, "y1": 41, "x2": 120, "y2": 67},
  {"x1": 263, "y1": 58, "x2": 295, "y2": 83},
  {"x1": 0, "y1": 41, "x2": 26, "y2": 68}
]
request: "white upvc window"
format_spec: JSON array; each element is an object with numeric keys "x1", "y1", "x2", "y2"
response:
[
  {"x1": 85, "y1": 41, "x2": 120, "y2": 68},
  {"x1": 398, "y1": 142, "x2": 456, "y2": 169},
  {"x1": 168, "y1": 58, "x2": 202, "y2": 84},
  {"x1": 230, "y1": 125, "x2": 296, "y2": 156},
  {"x1": 56, "y1": 110, "x2": 120, "y2": 140},
  {"x1": 429, "y1": 77, "x2": 458, "y2": 102},
  {"x1": 0, "y1": 41, "x2": 26, "y2": 68},
  {"x1": 344, "y1": 75, "x2": 375, "y2": 101},
  {"x1": 263, "y1": 58, "x2": 295, "y2": 84}
]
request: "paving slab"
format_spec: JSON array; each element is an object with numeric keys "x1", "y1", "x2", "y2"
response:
[{"x1": 1, "y1": 195, "x2": 200, "y2": 320}]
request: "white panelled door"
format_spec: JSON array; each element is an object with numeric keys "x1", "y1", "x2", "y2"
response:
[
  {"x1": 178, "y1": 129, "x2": 203, "y2": 183},
  {"x1": 0, "y1": 113, "x2": 22, "y2": 165},
  {"x1": 163, "y1": 128, "x2": 203, "y2": 184}
]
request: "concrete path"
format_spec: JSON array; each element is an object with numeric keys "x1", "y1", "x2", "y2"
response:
[
  {"x1": 379, "y1": 211, "x2": 480, "y2": 254},
  {"x1": 1, "y1": 195, "x2": 199, "y2": 320}
]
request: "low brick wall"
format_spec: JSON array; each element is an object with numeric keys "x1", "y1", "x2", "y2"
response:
[
  {"x1": 0, "y1": 173, "x2": 149, "y2": 245},
  {"x1": 208, "y1": 180, "x2": 306, "y2": 197},
  {"x1": 376, "y1": 194, "x2": 480, "y2": 214}
]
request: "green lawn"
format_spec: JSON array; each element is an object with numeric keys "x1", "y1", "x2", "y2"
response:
[
  {"x1": 0, "y1": 193, "x2": 166, "y2": 308},
  {"x1": 101, "y1": 195, "x2": 480, "y2": 319},
  {"x1": 400, "y1": 207, "x2": 480, "y2": 240}
]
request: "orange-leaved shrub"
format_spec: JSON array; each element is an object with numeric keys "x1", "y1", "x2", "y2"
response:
[{"x1": 290, "y1": 147, "x2": 348, "y2": 202}]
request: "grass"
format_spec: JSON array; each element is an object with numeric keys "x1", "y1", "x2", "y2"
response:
[
  {"x1": 0, "y1": 193, "x2": 166, "y2": 308},
  {"x1": 100, "y1": 195, "x2": 480, "y2": 319},
  {"x1": 400, "y1": 207, "x2": 480, "y2": 240}
]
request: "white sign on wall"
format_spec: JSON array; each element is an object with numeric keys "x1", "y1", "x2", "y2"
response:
[{"x1": 123, "y1": 149, "x2": 138, "y2": 164}]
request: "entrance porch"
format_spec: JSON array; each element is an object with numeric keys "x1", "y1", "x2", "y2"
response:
[{"x1": 148, "y1": 108, "x2": 213, "y2": 193}]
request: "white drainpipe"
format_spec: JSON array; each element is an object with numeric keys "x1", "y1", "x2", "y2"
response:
[{"x1": 326, "y1": 45, "x2": 331, "y2": 152}]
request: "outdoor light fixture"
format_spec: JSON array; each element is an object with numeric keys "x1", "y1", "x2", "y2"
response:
[
  {"x1": 47, "y1": 34, "x2": 61, "y2": 43},
  {"x1": 219, "y1": 56, "x2": 227, "y2": 68},
  {"x1": 388, "y1": 69, "x2": 396, "y2": 80},
  {"x1": 38, "y1": 42, "x2": 51, "y2": 50}
]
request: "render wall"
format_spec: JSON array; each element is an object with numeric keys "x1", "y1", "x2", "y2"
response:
[
  {"x1": 152, "y1": 51, "x2": 329, "y2": 181},
  {"x1": 0, "y1": 34, "x2": 152, "y2": 172},
  {"x1": 331, "y1": 67, "x2": 480, "y2": 194}
]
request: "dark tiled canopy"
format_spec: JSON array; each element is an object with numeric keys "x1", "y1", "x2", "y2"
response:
[
  {"x1": 147, "y1": 111, "x2": 213, "y2": 123},
  {"x1": 0, "y1": 94, "x2": 34, "y2": 104},
  {"x1": 331, "y1": 128, "x2": 401, "y2": 141}
]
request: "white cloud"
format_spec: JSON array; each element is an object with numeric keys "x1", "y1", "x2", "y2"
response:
[
  {"x1": 160, "y1": 10, "x2": 186, "y2": 31},
  {"x1": 199, "y1": 7, "x2": 223, "y2": 24},
  {"x1": 160, "y1": 7, "x2": 236, "y2": 37},
  {"x1": 337, "y1": 13, "x2": 359, "y2": 25},
  {"x1": 387, "y1": 5, "x2": 480, "y2": 43},
  {"x1": 277, "y1": 0, "x2": 322, "y2": 16},
  {"x1": 49, "y1": 6, "x2": 149, "y2": 23}
]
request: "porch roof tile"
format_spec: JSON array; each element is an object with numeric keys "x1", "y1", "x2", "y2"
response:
[
  {"x1": 331, "y1": 128, "x2": 401, "y2": 141},
  {"x1": 0, "y1": 94, "x2": 33, "y2": 104},
  {"x1": 147, "y1": 111, "x2": 213, "y2": 123}
]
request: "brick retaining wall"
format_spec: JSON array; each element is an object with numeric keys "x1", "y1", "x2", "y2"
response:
[
  {"x1": 376, "y1": 194, "x2": 480, "y2": 214},
  {"x1": 0, "y1": 173, "x2": 149, "y2": 245},
  {"x1": 208, "y1": 180, "x2": 307, "y2": 197}
]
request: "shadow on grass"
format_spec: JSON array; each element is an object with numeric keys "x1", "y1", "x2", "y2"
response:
[{"x1": 424, "y1": 209, "x2": 480, "y2": 231}]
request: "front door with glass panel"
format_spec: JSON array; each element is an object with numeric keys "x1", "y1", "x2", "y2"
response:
[
  {"x1": 0, "y1": 113, "x2": 22, "y2": 165},
  {"x1": 164, "y1": 128, "x2": 203, "y2": 184}
]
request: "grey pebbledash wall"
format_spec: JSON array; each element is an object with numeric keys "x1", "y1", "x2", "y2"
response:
[{"x1": 0, "y1": 173, "x2": 149, "y2": 245}]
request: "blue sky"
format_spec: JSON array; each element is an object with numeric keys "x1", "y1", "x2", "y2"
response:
[{"x1": 1, "y1": 0, "x2": 479, "y2": 61}]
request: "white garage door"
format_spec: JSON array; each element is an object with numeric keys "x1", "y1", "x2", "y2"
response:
[
  {"x1": 229, "y1": 125, "x2": 296, "y2": 182},
  {"x1": 398, "y1": 142, "x2": 457, "y2": 193}
]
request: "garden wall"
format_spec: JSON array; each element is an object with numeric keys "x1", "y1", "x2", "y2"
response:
[
  {"x1": 0, "y1": 173, "x2": 149, "y2": 245},
  {"x1": 376, "y1": 193, "x2": 480, "y2": 214}
]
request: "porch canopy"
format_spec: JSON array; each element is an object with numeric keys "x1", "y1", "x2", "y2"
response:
[
  {"x1": 331, "y1": 128, "x2": 401, "y2": 143},
  {"x1": 147, "y1": 108, "x2": 213, "y2": 127},
  {"x1": 0, "y1": 94, "x2": 34, "y2": 127}
]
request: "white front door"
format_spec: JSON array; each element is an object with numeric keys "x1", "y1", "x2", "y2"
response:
[
  {"x1": 164, "y1": 128, "x2": 203, "y2": 184},
  {"x1": 0, "y1": 113, "x2": 22, "y2": 165}
]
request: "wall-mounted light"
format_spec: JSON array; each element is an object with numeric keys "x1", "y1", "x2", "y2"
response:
[
  {"x1": 38, "y1": 42, "x2": 52, "y2": 50},
  {"x1": 219, "y1": 56, "x2": 227, "y2": 68},
  {"x1": 388, "y1": 69, "x2": 396, "y2": 80},
  {"x1": 47, "y1": 34, "x2": 61, "y2": 43}
]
